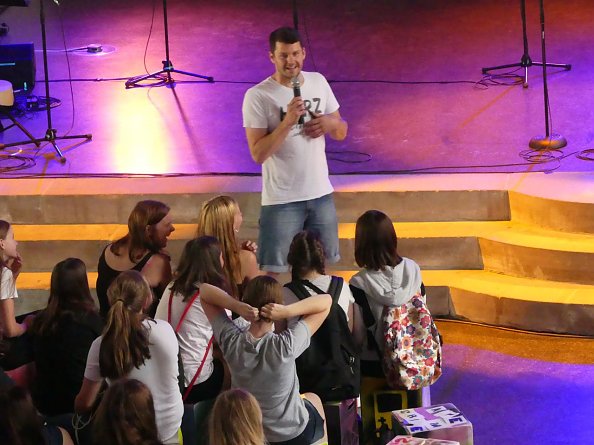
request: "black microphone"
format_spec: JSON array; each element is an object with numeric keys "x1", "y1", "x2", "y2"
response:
[{"x1": 291, "y1": 77, "x2": 305, "y2": 125}]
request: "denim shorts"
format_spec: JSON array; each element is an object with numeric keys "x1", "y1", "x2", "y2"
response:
[
  {"x1": 268, "y1": 398, "x2": 325, "y2": 445},
  {"x1": 258, "y1": 193, "x2": 340, "y2": 273}
]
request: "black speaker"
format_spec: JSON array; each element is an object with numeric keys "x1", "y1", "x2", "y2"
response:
[{"x1": 0, "y1": 43, "x2": 36, "y2": 91}]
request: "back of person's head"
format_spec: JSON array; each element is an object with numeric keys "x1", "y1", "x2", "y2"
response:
[
  {"x1": 100, "y1": 270, "x2": 152, "y2": 379},
  {"x1": 113, "y1": 200, "x2": 170, "y2": 262},
  {"x1": 287, "y1": 230, "x2": 326, "y2": 281},
  {"x1": 31, "y1": 258, "x2": 95, "y2": 336},
  {"x1": 355, "y1": 210, "x2": 402, "y2": 270},
  {"x1": 269, "y1": 26, "x2": 302, "y2": 52},
  {"x1": 209, "y1": 388, "x2": 264, "y2": 445},
  {"x1": 93, "y1": 379, "x2": 163, "y2": 445},
  {"x1": 0, "y1": 386, "x2": 45, "y2": 445},
  {"x1": 242, "y1": 276, "x2": 283, "y2": 322},
  {"x1": 196, "y1": 195, "x2": 241, "y2": 297},
  {"x1": 172, "y1": 236, "x2": 229, "y2": 300}
]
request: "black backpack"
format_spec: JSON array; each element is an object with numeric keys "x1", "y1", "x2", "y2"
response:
[{"x1": 284, "y1": 276, "x2": 361, "y2": 402}]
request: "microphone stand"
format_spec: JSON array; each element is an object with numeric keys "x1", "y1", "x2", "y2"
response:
[
  {"x1": 481, "y1": 0, "x2": 570, "y2": 88},
  {"x1": 0, "y1": 0, "x2": 92, "y2": 162},
  {"x1": 125, "y1": 0, "x2": 213, "y2": 88},
  {"x1": 528, "y1": 0, "x2": 566, "y2": 149}
]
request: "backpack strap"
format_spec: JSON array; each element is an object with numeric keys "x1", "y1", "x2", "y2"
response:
[
  {"x1": 284, "y1": 280, "x2": 311, "y2": 301},
  {"x1": 168, "y1": 289, "x2": 200, "y2": 334},
  {"x1": 167, "y1": 288, "x2": 211, "y2": 400},
  {"x1": 349, "y1": 284, "x2": 383, "y2": 360},
  {"x1": 302, "y1": 276, "x2": 343, "y2": 305},
  {"x1": 285, "y1": 276, "x2": 344, "y2": 306},
  {"x1": 182, "y1": 335, "x2": 214, "y2": 402}
]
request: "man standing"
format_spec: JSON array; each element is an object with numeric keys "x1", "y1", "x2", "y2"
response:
[{"x1": 243, "y1": 27, "x2": 348, "y2": 274}]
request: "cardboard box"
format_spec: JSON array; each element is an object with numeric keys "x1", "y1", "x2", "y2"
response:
[
  {"x1": 392, "y1": 403, "x2": 472, "y2": 445},
  {"x1": 387, "y1": 436, "x2": 460, "y2": 445}
]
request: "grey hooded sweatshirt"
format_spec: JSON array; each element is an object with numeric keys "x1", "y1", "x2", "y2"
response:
[{"x1": 349, "y1": 257, "x2": 423, "y2": 360}]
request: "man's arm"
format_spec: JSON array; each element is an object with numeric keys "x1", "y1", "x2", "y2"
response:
[
  {"x1": 246, "y1": 96, "x2": 306, "y2": 164},
  {"x1": 260, "y1": 294, "x2": 331, "y2": 336},
  {"x1": 303, "y1": 110, "x2": 348, "y2": 141}
]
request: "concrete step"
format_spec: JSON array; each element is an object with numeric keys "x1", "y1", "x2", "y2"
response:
[
  {"x1": 14, "y1": 220, "x2": 594, "y2": 284},
  {"x1": 334, "y1": 270, "x2": 594, "y2": 336},
  {"x1": 15, "y1": 269, "x2": 594, "y2": 336}
]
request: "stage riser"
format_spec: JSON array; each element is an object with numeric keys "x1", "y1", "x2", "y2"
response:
[
  {"x1": 511, "y1": 192, "x2": 594, "y2": 234},
  {"x1": 480, "y1": 239, "x2": 594, "y2": 285},
  {"x1": 448, "y1": 289, "x2": 594, "y2": 337},
  {"x1": 0, "y1": 190, "x2": 510, "y2": 224}
]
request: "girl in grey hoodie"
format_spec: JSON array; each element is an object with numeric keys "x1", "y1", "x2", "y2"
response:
[{"x1": 349, "y1": 210, "x2": 423, "y2": 370}]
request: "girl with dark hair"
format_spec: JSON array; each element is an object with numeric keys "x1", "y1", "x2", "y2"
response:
[
  {"x1": 284, "y1": 230, "x2": 354, "y2": 327},
  {"x1": 196, "y1": 195, "x2": 261, "y2": 299},
  {"x1": 75, "y1": 271, "x2": 183, "y2": 444},
  {"x1": 30, "y1": 258, "x2": 103, "y2": 416},
  {"x1": 92, "y1": 379, "x2": 163, "y2": 445},
  {"x1": 155, "y1": 236, "x2": 229, "y2": 403},
  {"x1": 0, "y1": 220, "x2": 34, "y2": 371},
  {"x1": 96, "y1": 200, "x2": 175, "y2": 318},
  {"x1": 0, "y1": 385, "x2": 74, "y2": 445},
  {"x1": 350, "y1": 210, "x2": 423, "y2": 372}
]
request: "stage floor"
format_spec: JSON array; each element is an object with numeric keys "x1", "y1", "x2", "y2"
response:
[{"x1": 0, "y1": 0, "x2": 593, "y2": 177}]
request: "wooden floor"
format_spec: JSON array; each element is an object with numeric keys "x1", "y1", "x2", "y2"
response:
[{"x1": 0, "y1": 0, "x2": 593, "y2": 176}]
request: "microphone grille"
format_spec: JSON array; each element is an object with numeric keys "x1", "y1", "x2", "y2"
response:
[{"x1": 291, "y1": 77, "x2": 300, "y2": 88}]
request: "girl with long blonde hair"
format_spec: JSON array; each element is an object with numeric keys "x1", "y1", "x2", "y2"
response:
[
  {"x1": 209, "y1": 388, "x2": 265, "y2": 445},
  {"x1": 196, "y1": 196, "x2": 260, "y2": 298}
]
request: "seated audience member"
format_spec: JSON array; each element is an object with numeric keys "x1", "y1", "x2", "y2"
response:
[
  {"x1": 0, "y1": 385, "x2": 74, "y2": 445},
  {"x1": 96, "y1": 200, "x2": 175, "y2": 318},
  {"x1": 209, "y1": 388, "x2": 265, "y2": 445},
  {"x1": 283, "y1": 230, "x2": 361, "y2": 402},
  {"x1": 284, "y1": 230, "x2": 355, "y2": 327},
  {"x1": 155, "y1": 236, "x2": 229, "y2": 403},
  {"x1": 93, "y1": 378, "x2": 164, "y2": 445},
  {"x1": 0, "y1": 220, "x2": 34, "y2": 371},
  {"x1": 201, "y1": 275, "x2": 329, "y2": 445},
  {"x1": 30, "y1": 258, "x2": 103, "y2": 416},
  {"x1": 75, "y1": 271, "x2": 183, "y2": 445},
  {"x1": 196, "y1": 195, "x2": 260, "y2": 299},
  {"x1": 349, "y1": 210, "x2": 424, "y2": 376}
]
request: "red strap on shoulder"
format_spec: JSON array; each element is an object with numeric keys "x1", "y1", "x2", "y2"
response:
[
  {"x1": 169, "y1": 289, "x2": 200, "y2": 334},
  {"x1": 182, "y1": 335, "x2": 214, "y2": 402}
]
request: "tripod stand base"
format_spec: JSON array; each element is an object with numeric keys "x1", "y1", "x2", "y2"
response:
[
  {"x1": 529, "y1": 133, "x2": 567, "y2": 150},
  {"x1": 125, "y1": 66, "x2": 214, "y2": 89}
]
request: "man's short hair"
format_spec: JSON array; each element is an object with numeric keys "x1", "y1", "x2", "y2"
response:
[{"x1": 269, "y1": 27, "x2": 303, "y2": 53}]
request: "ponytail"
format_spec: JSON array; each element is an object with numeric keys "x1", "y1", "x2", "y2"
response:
[{"x1": 99, "y1": 271, "x2": 152, "y2": 380}]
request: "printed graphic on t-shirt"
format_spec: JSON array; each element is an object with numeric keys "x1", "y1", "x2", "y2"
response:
[{"x1": 279, "y1": 97, "x2": 322, "y2": 123}]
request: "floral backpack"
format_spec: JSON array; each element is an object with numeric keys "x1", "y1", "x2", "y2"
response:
[{"x1": 351, "y1": 283, "x2": 442, "y2": 390}]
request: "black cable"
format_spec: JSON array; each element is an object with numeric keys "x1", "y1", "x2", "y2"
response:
[
  {"x1": 56, "y1": 3, "x2": 76, "y2": 138},
  {"x1": 143, "y1": 0, "x2": 159, "y2": 77}
]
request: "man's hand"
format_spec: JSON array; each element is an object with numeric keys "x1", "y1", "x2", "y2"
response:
[
  {"x1": 303, "y1": 112, "x2": 334, "y2": 138},
  {"x1": 260, "y1": 303, "x2": 288, "y2": 321},
  {"x1": 241, "y1": 240, "x2": 258, "y2": 254},
  {"x1": 284, "y1": 96, "x2": 306, "y2": 126}
]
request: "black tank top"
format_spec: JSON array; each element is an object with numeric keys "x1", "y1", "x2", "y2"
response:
[{"x1": 96, "y1": 246, "x2": 153, "y2": 319}]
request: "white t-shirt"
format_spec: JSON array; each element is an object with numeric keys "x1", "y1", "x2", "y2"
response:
[
  {"x1": 0, "y1": 267, "x2": 18, "y2": 300},
  {"x1": 84, "y1": 319, "x2": 183, "y2": 442},
  {"x1": 283, "y1": 275, "x2": 354, "y2": 329},
  {"x1": 155, "y1": 282, "x2": 214, "y2": 387},
  {"x1": 242, "y1": 71, "x2": 339, "y2": 206}
]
